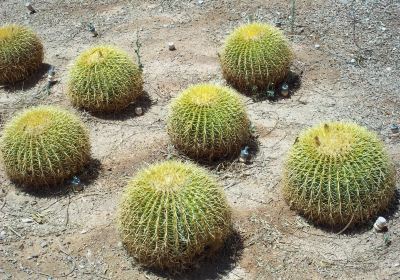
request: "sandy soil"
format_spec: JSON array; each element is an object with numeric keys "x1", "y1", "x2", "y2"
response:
[{"x1": 0, "y1": 0, "x2": 399, "y2": 279}]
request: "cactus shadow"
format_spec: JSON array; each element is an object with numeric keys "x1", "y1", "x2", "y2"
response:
[
  {"x1": 198, "y1": 134, "x2": 260, "y2": 169},
  {"x1": 144, "y1": 229, "x2": 244, "y2": 280},
  {"x1": 18, "y1": 157, "x2": 102, "y2": 198},
  {"x1": 89, "y1": 91, "x2": 154, "y2": 121},
  {"x1": 239, "y1": 69, "x2": 302, "y2": 103},
  {"x1": 2, "y1": 63, "x2": 52, "y2": 93}
]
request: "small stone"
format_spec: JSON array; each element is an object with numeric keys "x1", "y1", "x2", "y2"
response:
[
  {"x1": 390, "y1": 124, "x2": 399, "y2": 134},
  {"x1": 386, "y1": 67, "x2": 392, "y2": 71},
  {"x1": 168, "y1": 42, "x2": 176, "y2": 51},
  {"x1": 40, "y1": 241, "x2": 48, "y2": 248},
  {"x1": 80, "y1": 229, "x2": 88, "y2": 234},
  {"x1": 22, "y1": 218, "x2": 34, "y2": 223},
  {"x1": 27, "y1": 253, "x2": 39, "y2": 259},
  {"x1": 381, "y1": 27, "x2": 387, "y2": 31},
  {"x1": 350, "y1": 58, "x2": 356, "y2": 64},
  {"x1": 314, "y1": 44, "x2": 320, "y2": 49},
  {"x1": 25, "y1": 2, "x2": 36, "y2": 14},
  {"x1": 374, "y1": 216, "x2": 388, "y2": 231},
  {"x1": 198, "y1": 0, "x2": 204, "y2": 4},
  {"x1": 117, "y1": 242, "x2": 123, "y2": 248},
  {"x1": 134, "y1": 107, "x2": 143, "y2": 116}
]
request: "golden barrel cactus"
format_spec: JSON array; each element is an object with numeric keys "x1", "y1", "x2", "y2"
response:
[
  {"x1": 0, "y1": 24, "x2": 44, "y2": 84},
  {"x1": 283, "y1": 122, "x2": 396, "y2": 228},
  {"x1": 167, "y1": 83, "x2": 251, "y2": 160},
  {"x1": 67, "y1": 45, "x2": 143, "y2": 113},
  {"x1": 220, "y1": 22, "x2": 293, "y2": 92},
  {"x1": 118, "y1": 160, "x2": 232, "y2": 270},
  {"x1": 0, "y1": 106, "x2": 91, "y2": 188}
]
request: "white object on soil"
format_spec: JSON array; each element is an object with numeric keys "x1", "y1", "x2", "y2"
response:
[
  {"x1": 168, "y1": 42, "x2": 176, "y2": 51},
  {"x1": 135, "y1": 107, "x2": 143, "y2": 116},
  {"x1": 373, "y1": 216, "x2": 388, "y2": 231}
]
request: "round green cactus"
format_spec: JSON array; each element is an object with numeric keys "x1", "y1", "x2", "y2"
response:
[
  {"x1": 0, "y1": 24, "x2": 44, "y2": 84},
  {"x1": 283, "y1": 122, "x2": 396, "y2": 228},
  {"x1": 220, "y1": 22, "x2": 293, "y2": 91},
  {"x1": 118, "y1": 160, "x2": 232, "y2": 270},
  {"x1": 0, "y1": 106, "x2": 91, "y2": 188},
  {"x1": 167, "y1": 83, "x2": 250, "y2": 160},
  {"x1": 67, "y1": 45, "x2": 143, "y2": 113}
]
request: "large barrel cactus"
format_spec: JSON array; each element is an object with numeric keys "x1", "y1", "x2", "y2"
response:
[
  {"x1": 0, "y1": 24, "x2": 44, "y2": 84},
  {"x1": 118, "y1": 160, "x2": 232, "y2": 270},
  {"x1": 0, "y1": 106, "x2": 91, "y2": 188},
  {"x1": 283, "y1": 122, "x2": 396, "y2": 228},
  {"x1": 167, "y1": 83, "x2": 250, "y2": 160},
  {"x1": 220, "y1": 22, "x2": 293, "y2": 92},
  {"x1": 67, "y1": 45, "x2": 143, "y2": 113}
]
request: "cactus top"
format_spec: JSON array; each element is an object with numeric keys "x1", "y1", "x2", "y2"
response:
[
  {"x1": 79, "y1": 47, "x2": 116, "y2": 67},
  {"x1": 298, "y1": 123, "x2": 362, "y2": 158},
  {"x1": 12, "y1": 109, "x2": 55, "y2": 136},
  {"x1": 235, "y1": 23, "x2": 270, "y2": 41}
]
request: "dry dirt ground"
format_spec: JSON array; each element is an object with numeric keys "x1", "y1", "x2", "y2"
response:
[{"x1": 1, "y1": 0, "x2": 400, "y2": 279}]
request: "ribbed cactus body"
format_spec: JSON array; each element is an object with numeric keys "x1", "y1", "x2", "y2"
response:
[
  {"x1": 118, "y1": 160, "x2": 232, "y2": 270},
  {"x1": 0, "y1": 24, "x2": 44, "y2": 84},
  {"x1": 220, "y1": 23, "x2": 293, "y2": 91},
  {"x1": 67, "y1": 45, "x2": 143, "y2": 113},
  {"x1": 283, "y1": 122, "x2": 396, "y2": 227},
  {"x1": 167, "y1": 84, "x2": 250, "y2": 160},
  {"x1": 0, "y1": 106, "x2": 91, "y2": 187}
]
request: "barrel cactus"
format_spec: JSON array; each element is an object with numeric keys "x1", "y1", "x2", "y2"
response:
[
  {"x1": 220, "y1": 22, "x2": 293, "y2": 92},
  {"x1": 167, "y1": 83, "x2": 250, "y2": 160},
  {"x1": 283, "y1": 122, "x2": 396, "y2": 228},
  {"x1": 0, "y1": 106, "x2": 91, "y2": 188},
  {"x1": 0, "y1": 24, "x2": 44, "y2": 84},
  {"x1": 67, "y1": 45, "x2": 143, "y2": 113},
  {"x1": 118, "y1": 160, "x2": 232, "y2": 270}
]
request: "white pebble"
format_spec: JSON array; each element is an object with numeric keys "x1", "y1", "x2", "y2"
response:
[
  {"x1": 168, "y1": 42, "x2": 176, "y2": 51},
  {"x1": 374, "y1": 216, "x2": 388, "y2": 231},
  {"x1": 135, "y1": 107, "x2": 143, "y2": 116}
]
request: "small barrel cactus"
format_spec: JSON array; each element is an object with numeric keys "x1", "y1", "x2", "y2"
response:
[
  {"x1": 67, "y1": 45, "x2": 143, "y2": 113},
  {"x1": 283, "y1": 122, "x2": 396, "y2": 228},
  {"x1": 118, "y1": 160, "x2": 232, "y2": 270},
  {"x1": 220, "y1": 22, "x2": 293, "y2": 92},
  {"x1": 167, "y1": 83, "x2": 250, "y2": 160},
  {"x1": 0, "y1": 24, "x2": 44, "y2": 84},
  {"x1": 0, "y1": 106, "x2": 91, "y2": 188}
]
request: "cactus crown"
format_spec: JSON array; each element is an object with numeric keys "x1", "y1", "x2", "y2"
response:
[
  {"x1": 283, "y1": 122, "x2": 396, "y2": 228},
  {"x1": 167, "y1": 84, "x2": 250, "y2": 160},
  {"x1": 301, "y1": 123, "x2": 356, "y2": 157},
  {"x1": 118, "y1": 160, "x2": 232, "y2": 270},
  {"x1": 67, "y1": 45, "x2": 143, "y2": 113},
  {"x1": 0, "y1": 106, "x2": 91, "y2": 188},
  {"x1": 220, "y1": 22, "x2": 293, "y2": 92},
  {"x1": 0, "y1": 24, "x2": 43, "y2": 84},
  {"x1": 236, "y1": 23, "x2": 267, "y2": 40}
]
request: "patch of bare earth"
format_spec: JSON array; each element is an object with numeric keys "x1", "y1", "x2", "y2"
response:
[{"x1": 0, "y1": 0, "x2": 399, "y2": 279}]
